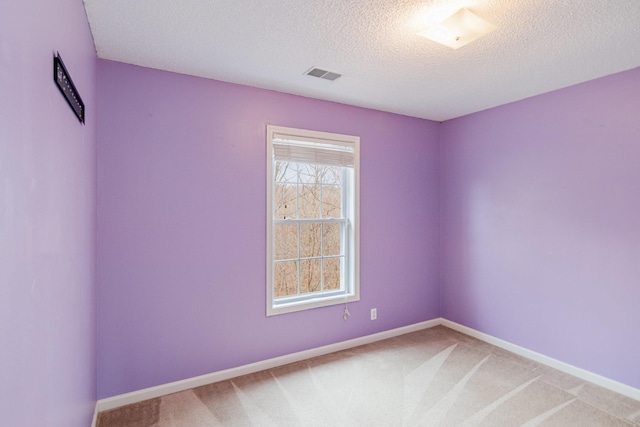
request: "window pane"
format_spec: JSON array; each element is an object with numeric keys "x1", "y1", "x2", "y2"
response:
[
  {"x1": 300, "y1": 259, "x2": 321, "y2": 294},
  {"x1": 274, "y1": 183, "x2": 297, "y2": 219},
  {"x1": 274, "y1": 161, "x2": 297, "y2": 220},
  {"x1": 299, "y1": 183, "x2": 321, "y2": 218},
  {"x1": 298, "y1": 163, "x2": 321, "y2": 184},
  {"x1": 323, "y1": 223, "x2": 341, "y2": 256},
  {"x1": 274, "y1": 161, "x2": 297, "y2": 184},
  {"x1": 274, "y1": 223, "x2": 298, "y2": 260},
  {"x1": 322, "y1": 166, "x2": 342, "y2": 186},
  {"x1": 274, "y1": 261, "x2": 298, "y2": 298},
  {"x1": 323, "y1": 257, "x2": 341, "y2": 291},
  {"x1": 322, "y1": 184, "x2": 341, "y2": 218},
  {"x1": 300, "y1": 223, "x2": 322, "y2": 258}
]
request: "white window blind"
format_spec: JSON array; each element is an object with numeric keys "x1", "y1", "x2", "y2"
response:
[{"x1": 272, "y1": 133, "x2": 355, "y2": 168}]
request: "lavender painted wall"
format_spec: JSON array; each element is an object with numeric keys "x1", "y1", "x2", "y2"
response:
[
  {"x1": 96, "y1": 60, "x2": 440, "y2": 398},
  {"x1": 0, "y1": 0, "x2": 96, "y2": 425},
  {"x1": 440, "y1": 68, "x2": 640, "y2": 388}
]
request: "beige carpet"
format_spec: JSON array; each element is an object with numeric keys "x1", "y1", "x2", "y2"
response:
[{"x1": 98, "y1": 326, "x2": 640, "y2": 426}]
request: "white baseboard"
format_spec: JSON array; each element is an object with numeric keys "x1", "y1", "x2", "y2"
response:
[
  {"x1": 441, "y1": 319, "x2": 640, "y2": 401},
  {"x1": 97, "y1": 318, "x2": 440, "y2": 412},
  {"x1": 96, "y1": 317, "x2": 640, "y2": 415},
  {"x1": 90, "y1": 401, "x2": 98, "y2": 427}
]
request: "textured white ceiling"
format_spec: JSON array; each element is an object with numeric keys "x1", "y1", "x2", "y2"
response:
[{"x1": 84, "y1": 0, "x2": 640, "y2": 121}]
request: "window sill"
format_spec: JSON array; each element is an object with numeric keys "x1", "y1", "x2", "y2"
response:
[{"x1": 267, "y1": 292, "x2": 359, "y2": 316}]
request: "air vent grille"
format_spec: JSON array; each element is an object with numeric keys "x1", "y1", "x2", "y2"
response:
[{"x1": 305, "y1": 67, "x2": 342, "y2": 81}]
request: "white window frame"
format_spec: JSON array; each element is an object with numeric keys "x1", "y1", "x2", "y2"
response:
[{"x1": 266, "y1": 125, "x2": 360, "y2": 316}]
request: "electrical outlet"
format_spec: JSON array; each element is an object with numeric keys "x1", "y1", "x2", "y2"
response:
[{"x1": 370, "y1": 308, "x2": 377, "y2": 320}]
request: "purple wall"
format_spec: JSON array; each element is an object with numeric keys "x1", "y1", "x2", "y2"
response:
[
  {"x1": 440, "y1": 67, "x2": 640, "y2": 389},
  {"x1": 1, "y1": 0, "x2": 636, "y2": 412},
  {"x1": 0, "y1": 0, "x2": 96, "y2": 426},
  {"x1": 96, "y1": 60, "x2": 440, "y2": 398}
]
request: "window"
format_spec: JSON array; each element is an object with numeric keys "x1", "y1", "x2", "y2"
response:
[{"x1": 266, "y1": 125, "x2": 360, "y2": 315}]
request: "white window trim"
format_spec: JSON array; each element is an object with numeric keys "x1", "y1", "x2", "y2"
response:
[{"x1": 266, "y1": 125, "x2": 360, "y2": 316}]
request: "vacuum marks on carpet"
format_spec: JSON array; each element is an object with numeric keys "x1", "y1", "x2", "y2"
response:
[{"x1": 98, "y1": 327, "x2": 640, "y2": 426}]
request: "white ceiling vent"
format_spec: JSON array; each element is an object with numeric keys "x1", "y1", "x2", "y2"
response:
[{"x1": 305, "y1": 67, "x2": 342, "y2": 81}]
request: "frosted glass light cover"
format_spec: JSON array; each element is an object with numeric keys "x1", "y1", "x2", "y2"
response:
[{"x1": 417, "y1": 8, "x2": 497, "y2": 50}]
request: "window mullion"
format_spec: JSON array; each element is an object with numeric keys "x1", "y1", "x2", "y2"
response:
[
  {"x1": 274, "y1": 218, "x2": 345, "y2": 224},
  {"x1": 320, "y1": 223, "x2": 325, "y2": 293},
  {"x1": 342, "y1": 167, "x2": 349, "y2": 291},
  {"x1": 319, "y1": 181, "x2": 324, "y2": 293},
  {"x1": 296, "y1": 169, "x2": 301, "y2": 297}
]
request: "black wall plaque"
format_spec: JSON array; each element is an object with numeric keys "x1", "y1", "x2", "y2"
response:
[{"x1": 53, "y1": 52, "x2": 85, "y2": 124}]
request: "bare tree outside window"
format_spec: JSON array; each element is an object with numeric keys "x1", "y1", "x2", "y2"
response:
[{"x1": 273, "y1": 162, "x2": 344, "y2": 298}]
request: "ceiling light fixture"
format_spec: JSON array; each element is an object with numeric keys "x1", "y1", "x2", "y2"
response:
[{"x1": 417, "y1": 8, "x2": 496, "y2": 50}]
